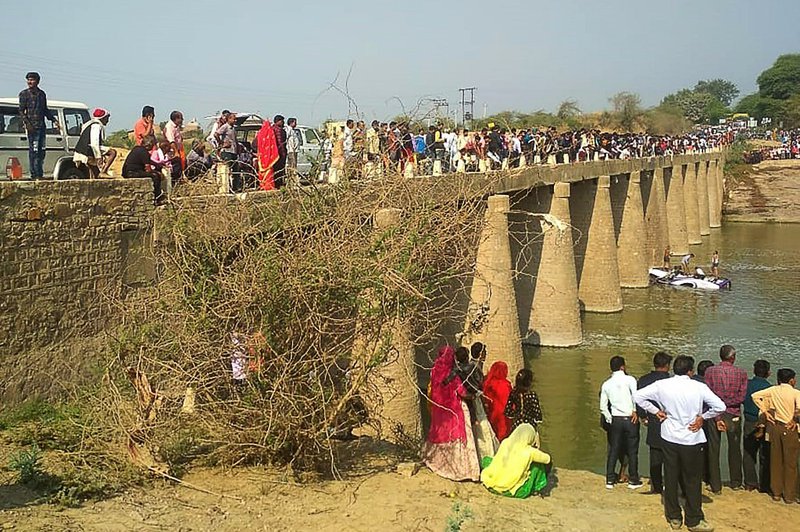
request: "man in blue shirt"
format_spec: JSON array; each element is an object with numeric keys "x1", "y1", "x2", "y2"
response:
[{"x1": 742, "y1": 359, "x2": 771, "y2": 492}]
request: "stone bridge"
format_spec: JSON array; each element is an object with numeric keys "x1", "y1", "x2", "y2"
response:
[{"x1": 0, "y1": 150, "x2": 725, "y2": 415}]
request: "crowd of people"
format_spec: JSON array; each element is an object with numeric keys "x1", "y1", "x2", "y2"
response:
[
  {"x1": 422, "y1": 342, "x2": 551, "y2": 497},
  {"x1": 599, "y1": 346, "x2": 800, "y2": 531},
  {"x1": 743, "y1": 129, "x2": 800, "y2": 163},
  {"x1": 324, "y1": 121, "x2": 734, "y2": 178},
  {"x1": 17, "y1": 71, "x2": 735, "y2": 204}
]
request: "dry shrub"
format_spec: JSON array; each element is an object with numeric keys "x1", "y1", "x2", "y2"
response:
[{"x1": 100, "y1": 172, "x2": 506, "y2": 474}]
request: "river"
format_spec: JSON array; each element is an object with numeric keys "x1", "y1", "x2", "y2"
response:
[{"x1": 528, "y1": 222, "x2": 800, "y2": 474}]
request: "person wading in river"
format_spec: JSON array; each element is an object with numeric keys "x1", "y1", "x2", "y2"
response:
[{"x1": 634, "y1": 355, "x2": 725, "y2": 532}]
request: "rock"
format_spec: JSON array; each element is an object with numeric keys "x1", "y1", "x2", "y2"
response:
[{"x1": 395, "y1": 462, "x2": 420, "y2": 477}]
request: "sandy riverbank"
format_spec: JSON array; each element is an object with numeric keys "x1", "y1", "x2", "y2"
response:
[
  {"x1": 725, "y1": 159, "x2": 800, "y2": 223},
  {"x1": 1, "y1": 457, "x2": 796, "y2": 531}
]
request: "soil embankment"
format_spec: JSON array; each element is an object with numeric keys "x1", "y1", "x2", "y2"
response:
[
  {"x1": 725, "y1": 159, "x2": 800, "y2": 223},
  {"x1": 2, "y1": 463, "x2": 796, "y2": 531}
]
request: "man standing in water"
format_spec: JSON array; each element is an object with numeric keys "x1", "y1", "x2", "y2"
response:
[
  {"x1": 637, "y1": 351, "x2": 672, "y2": 495},
  {"x1": 634, "y1": 355, "x2": 725, "y2": 532}
]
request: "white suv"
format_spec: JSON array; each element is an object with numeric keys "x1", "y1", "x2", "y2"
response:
[{"x1": 0, "y1": 97, "x2": 91, "y2": 180}]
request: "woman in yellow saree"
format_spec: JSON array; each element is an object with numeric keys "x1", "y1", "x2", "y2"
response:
[{"x1": 480, "y1": 423, "x2": 551, "y2": 498}]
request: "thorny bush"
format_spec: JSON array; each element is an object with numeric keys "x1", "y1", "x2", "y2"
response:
[{"x1": 101, "y1": 171, "x2": 505, "y2": 475}]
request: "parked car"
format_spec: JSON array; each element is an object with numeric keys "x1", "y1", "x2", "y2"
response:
[
  {"x1": 206, "y1": 113, "x2": 323, "y2": 178},
  {"x1": 0, "y1": 97, "x2": 91, "y2": 180}
]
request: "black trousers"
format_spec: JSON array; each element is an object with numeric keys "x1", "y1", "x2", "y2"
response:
[
  {"x1": 124, "y1": 171, "x2": 162, "y2": 201},
  {"x1": 663, "y1": 441, "x2": 704, "y2": 527},
  {"x1": 606, "y1": 416, "x2": 640, "y2": 483},
  {"x1": 706, "y1": 412, "x2": 743, "y2": 491},
  {"x1": 742, "y1": 419, "x2": 770, "y2": 491},
  {"x1": 649, "y1": 446, "x2": 665, "y2": 493}
]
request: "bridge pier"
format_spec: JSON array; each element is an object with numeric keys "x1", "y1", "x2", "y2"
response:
[
  {"x1": 684, "y1": 161, "x2": 702, "y2": 245},
  {"x1": 697, "y1": 161, "x2": 711, "y2": 235},
  {"x1": 525, "y1": 183, "x2": 582, "y2": 346},
  {"x1": 570, "y1": 176, "x2": 623, "y2": 313},
  {"x1": 611, "y1": 172, "x2": 649, "y2": 288},
  {"x1": 643, "y1": 168, "x2": 670, "y2": 267},
  {"x1": 464, "y1": 195, "x2": 524, "y2": 375},
  {"x1": 665, "y1": 164, "x2": 689, "y2": 255},
  {"x1": 355, "y1": 207, "x2": 420, "y2": 443},
  {"x1": 708, "y1": 160, "x2": 722, "y2": 228}
]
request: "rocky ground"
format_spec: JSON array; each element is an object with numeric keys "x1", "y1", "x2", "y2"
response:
[{"x1": 725, "y1": 159, "x2": 800, "y2": 223}]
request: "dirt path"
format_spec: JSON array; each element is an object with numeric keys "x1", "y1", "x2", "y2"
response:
[
  {"x1": 1, "y1": 464, "x2": 796, "y2": 531},
  {"x1": 725, "y1": 159, "x2": 800, "y2": 223}
]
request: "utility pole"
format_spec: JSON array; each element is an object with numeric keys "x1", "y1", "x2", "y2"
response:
[
  {"x1": 431, "y1": 98, "x2": 449, "y2": 125},
  {"x1": 458, "y1": 87, "x2": 476, "y2": 129}
]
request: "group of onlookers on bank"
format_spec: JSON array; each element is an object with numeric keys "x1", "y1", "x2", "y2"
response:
[
  {"x1": 419, "y1": 341, "x2": 800, "y2": 532},
  {"x1": 599, "y1": 346, "x2": 799, "y2": 531},
  {"x1": 743, "y1": 129, "x2": 800, "y2": 163}
]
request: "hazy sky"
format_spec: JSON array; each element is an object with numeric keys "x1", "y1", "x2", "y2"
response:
[{"x1": 1, "y1": 0, "x2": 798, "y2": 129}]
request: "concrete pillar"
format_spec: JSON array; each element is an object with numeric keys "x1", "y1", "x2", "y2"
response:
[
  {"x1": 534, "y1": 155, "x2": 542, "y2": 164},
  {"x1": 478, "y1": 159, "x2": 487, "y2": 173},
  {"x1": 328, "y1": 167, "x2": 340, "y2": 184},
  {"x1": 571, "y1": 176, "x2": 623, "y2": 313},
  {"x1": 464, "y1": 195, "x2": 525, "y2": 375},
  {"x1": 613, "y1": 172, "x2": 649, "y2": 288},
  {"x1": 456, "y1": 158, "x2": 466, "y2": 173},
  {"x1": 501, "y1": 158, "x2": 509, "y2": 171},
  {"x1": 432, "y1": 159, "x2": 443, "y2": 176},
  {"x1": 683, "y1": 162, "x2": 702, "y2": 245},
  {"x1": 665, "y1": 165, "x2": 689, "y2": 255},
  {"x1": 354, "y1": 208, "x2": 420, "y2": 443},
  {"x1": 526, "y1": 183, "x2": 582, "y2": 346},
  {"x1": 697, "y1": 161, "x2": 711, "y2": 235},
  {"x1": 708, "y1": 160, "x2": 721, "y2": 228},
  {"x1": 643, "y1": 168, "x2": 670, "y2": 267},
  {"x1": 561, "y1": 154, "x2": 570, "y2": 164},
  {"x1": 716, "y1": 157, "x2": 725, "y2": 220},
  {"x1": 594, "y1": 152, "x2": 600, "y2": 162},
  {"x1": 519, "y1": 155, "x2": 527, "y2": 168},
  {"x1": 547, "y1": 154, "x2": 557, "y2": 166},
  {"x1": 217, "y1": 163, "x2": 230, "y2": 194}
]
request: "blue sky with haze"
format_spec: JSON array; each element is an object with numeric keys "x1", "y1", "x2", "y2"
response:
[{"x1": 1, "y1": 0, "x2": 798, "y2": 129}]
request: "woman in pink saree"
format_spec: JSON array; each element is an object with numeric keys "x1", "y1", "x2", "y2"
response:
[{"x1": 422, "y1": 345, "x2": 480, "y2": 481}]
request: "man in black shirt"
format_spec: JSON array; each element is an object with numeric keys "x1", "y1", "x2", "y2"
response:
[
  {"x1": 637, "y1": 351, "x2": 673, "y2": 494},
  {"x1": 122, "y1": 137, "x2": 163, "y2": 204}
]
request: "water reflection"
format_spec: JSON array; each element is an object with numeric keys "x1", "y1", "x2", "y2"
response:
[{"x1": 527, "y1": 223, "x2": 800, "y2": 473}]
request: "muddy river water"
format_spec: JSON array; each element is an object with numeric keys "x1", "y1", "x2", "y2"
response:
[{"x1": 527, "y1": 222, "x2": 800, "y2": 475}]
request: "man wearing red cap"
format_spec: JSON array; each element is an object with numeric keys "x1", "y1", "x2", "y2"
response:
[{"x1": 73, "y1": 108, "x2": 116, "y2": 178}]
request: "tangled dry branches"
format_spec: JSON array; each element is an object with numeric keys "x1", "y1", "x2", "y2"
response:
[{"x1": 99, "y1": 170, "x2": 523, "y2": 475}]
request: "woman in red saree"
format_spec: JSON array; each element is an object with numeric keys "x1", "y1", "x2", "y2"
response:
[
  {"x1": 482, "y1": 361, "x2": 512, "y2": 441},
  {"x1": 422, "y1": 345, "x2": 480, "y2": 481},
  {"x1": 256, "y1": 120, "x2": 279, "y2": 190}
]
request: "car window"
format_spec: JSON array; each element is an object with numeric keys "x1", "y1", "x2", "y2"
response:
[
  {"x1": 63, "y1": 109, "x2": 90, "y2": 136},
  {"x1": 0, "y1": 106, "x2": 23, "y2": 134},
  {"x1": 304, "y1": 129, "x2": 320, "y2": 145}
]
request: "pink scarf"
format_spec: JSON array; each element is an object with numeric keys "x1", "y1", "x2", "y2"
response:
[{"x1": 427, "y1": 345, "x2": 467, "y2": 444}]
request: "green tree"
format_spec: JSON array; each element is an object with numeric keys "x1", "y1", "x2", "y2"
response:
[
  {"x1": 693, "y1": 79, "x2": 739, "y2": 107},
  {"x1": 757, "y1": 54, "x2": 800, "y2": 100},
  {"x1": 609, "y1": 92, "x2": 643, "y2": 131},
  {"x1": 785, "y1": 94, "x2": 800, "y2": 128},
  {"x1": 556, "y1": 99, "x2": 581, "y2": 120}
]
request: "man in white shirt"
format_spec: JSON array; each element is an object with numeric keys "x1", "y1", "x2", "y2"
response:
[
  {"x1": 600, "y1": 356, "x2": 642, "y2": 490},
  {"x1": 634, "y1": 355, "x2": 725, "y2": 532},
  {"x1": 285, "y1": 117, "x2": 300, "y2": 187}
]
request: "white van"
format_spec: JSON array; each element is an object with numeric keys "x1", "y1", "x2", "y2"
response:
[{"x1": 0, "y1": 97, "x2": 91, "y2": 180}]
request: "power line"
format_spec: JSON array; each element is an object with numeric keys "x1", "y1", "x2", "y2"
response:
[{"x1": 458, "y1": 87, "x2": 476, "y2": 129}]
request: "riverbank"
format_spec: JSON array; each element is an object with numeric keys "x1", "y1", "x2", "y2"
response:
[
  {"x1": 725, "y1": 158, "x2": 800, "y2": 223},
  {"x1": 2, "y1": 460, "x2": 795, "y2": 531}
]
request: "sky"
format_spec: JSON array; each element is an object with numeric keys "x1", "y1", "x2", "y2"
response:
[{"x1": 1, "y1": 0, "x2": 799, "y2": 130}]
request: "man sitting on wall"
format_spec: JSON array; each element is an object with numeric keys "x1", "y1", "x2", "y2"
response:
[{"x1": 122, "y1": 137, "x2": 164, "y2": 205}]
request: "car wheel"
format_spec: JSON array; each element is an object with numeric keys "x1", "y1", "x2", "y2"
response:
[{"x1": 58, "y1": 165, "x2": 89, "y2": 180}]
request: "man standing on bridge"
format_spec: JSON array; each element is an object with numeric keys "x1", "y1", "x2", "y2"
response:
[{"x1": 19, "y1": 72, "x2": 59, "y2": 179}]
